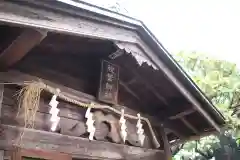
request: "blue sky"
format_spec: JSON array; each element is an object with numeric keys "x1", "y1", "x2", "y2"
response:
[{"x1": 63, "y1": 0, "x2": 240, "y2": 64}]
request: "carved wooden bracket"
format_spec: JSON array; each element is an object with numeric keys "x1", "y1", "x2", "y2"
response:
[{"x1": 1, "y1": 89, "x2": 153, "y2": 148}]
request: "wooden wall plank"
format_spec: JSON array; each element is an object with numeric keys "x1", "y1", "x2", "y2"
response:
[{"x1": 0, "y1": 124, "x2": 164, "y2": 160}]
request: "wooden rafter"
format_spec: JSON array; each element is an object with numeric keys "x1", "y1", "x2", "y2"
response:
[
  {"x1": 169, "y1": 109, "x2": 196, "y2": 120},
  {"x1": 119, "y1": 80, "x2": 140, "y2": 100},
  {"x1": 126, "y1": 78, "x2": 137, "y2": 85},
  {"x1": 180, "y1": 117, "x2": 199, "y2": 134},
  {"x1": 114, "y1": 61, "x2": 169, "y2": 106},
  {"x1": 0, "y1": 28, "x2": 47, "y2": 69},
  {"x1": 169, "y1": 109, "x2": 198, "y2": 134}
]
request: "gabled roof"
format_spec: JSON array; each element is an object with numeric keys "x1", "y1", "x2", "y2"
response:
[
  {"x1": 0, "y1": 0, "x2": 225, "y2": 142},
  {"x1": 56, "y1": 0, "x2": 225, "y2": 127}
]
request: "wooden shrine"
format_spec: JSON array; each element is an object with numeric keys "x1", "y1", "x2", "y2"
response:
[{"x1": 0, "y1": 1, "x2": 225, "y2": 160}]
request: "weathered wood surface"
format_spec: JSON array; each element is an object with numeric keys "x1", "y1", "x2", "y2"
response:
[
  {"x1": 0, "y1": 28, "x2": 47, "y2": 69},
  {"x1": 0, "y1": 124, "x2": 164, "y2": 160},
  {"x1": 0, "y1": 70, "x2": 163, "y2": 147},
  {"x1": 1, "y1": 86, "x2": 152, "y2": 148},
  {"x1": 0, "y1": 1, "x2": 138, "y2": 43}
]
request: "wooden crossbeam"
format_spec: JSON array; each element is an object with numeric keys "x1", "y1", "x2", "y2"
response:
[
  {"x1": 0, "y1": 124, "x2": 164, "y2": 160},
  {"x1": 180, "y1": 117, "x2": 199, "y2": 134},
  {"x1": 169, "y1": 109, "x2": 198, "y2": 134},
  {"x1": 119, "y1": 80, "x2": 140, "y2": 100},
  {"x1": 169, "y1": 109, "x2": 196, "y2": 120},
  {"x1": 126, "y1": 78, "x2": 137, "y2": 85},
  {"x1": 0, "y1": 28, "x2": 47, "y2": 69}
]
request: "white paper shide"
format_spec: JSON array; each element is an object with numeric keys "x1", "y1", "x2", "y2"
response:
[
  {"x1": 136, "y1": 113, "x2": 145, "y2": 146},
  {"x1": 85, "y1": 107, "x2": 96, "y2": 140},
  {"x1": 49, "y1": 88, "x2": 60, "y2": 131},
  {"x1": 119, "y1": 109, "x2": 127, "y2": 143}
]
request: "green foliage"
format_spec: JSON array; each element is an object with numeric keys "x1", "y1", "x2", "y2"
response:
[{"x1": 173, "y1": 51, "x2": 240, "y2": 159}]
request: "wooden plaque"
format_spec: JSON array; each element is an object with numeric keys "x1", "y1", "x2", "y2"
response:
[{"x1": 98, "y1": 60, "x2": 119, "y2": 104}]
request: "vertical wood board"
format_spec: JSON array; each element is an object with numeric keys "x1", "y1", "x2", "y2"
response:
[{"x1": 98, "y1": 60, "x2": 119, "y2": 104}]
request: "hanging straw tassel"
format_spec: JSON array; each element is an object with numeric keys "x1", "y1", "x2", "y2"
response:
[{"x1": 15, "y1": 81, "x2": 44, "y2": 146}]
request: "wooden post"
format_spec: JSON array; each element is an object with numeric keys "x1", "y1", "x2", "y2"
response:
[
  {"x1": 0, "y1": 150, "x2": 4, "y2": 160},
  {"x1": 0, "y1": 84, "x2": 3, "y2": 120},
  {"x1": 160, "y1": 124, "x2": 172, "y2": 160}
]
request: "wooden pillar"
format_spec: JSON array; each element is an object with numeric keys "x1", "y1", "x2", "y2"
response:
[
  {"x1": 0, "y1": 150, "x2": 4, "y2": 160},
  {"x1": 160, "y1": 124, "x2": 172, "y2": 160},
  {"x1": 0, "y1": 84, "x2": 3, "y2": 120}
]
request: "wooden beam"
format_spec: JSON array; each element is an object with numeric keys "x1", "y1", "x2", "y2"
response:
[
  {"x1": 119, "y1": 80, "x2": 140, "y2": 100},
  {"x1": 126, "y1": 78, "x2": 137, "y2": 85},
  {"x1": 0, "y1": 84, "x2": 3, "y2": 120},
  {"x1": 0, "y1": 1, "x2": 139, "y2": 43},
  {"x1": 180, "y1": 117, "x2": 199, "y2": 134},
  {"x1": 0, "y1": 28, "x2": 47, "y2": 69},
  {"x1": 169, "y1": 109, "x2": 195, "y2": 120},
  {"x1": 0, "y1": 124, "x2": 164, "y2": 160},
  {"x1": 159, "y1": 125, "x2": 172, "y2": 160}
]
